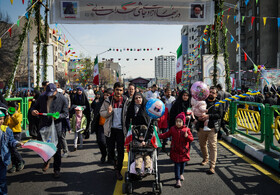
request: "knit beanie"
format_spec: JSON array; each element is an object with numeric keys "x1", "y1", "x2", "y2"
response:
[{"x1": 175, "y1": 112, "x2": 186, "y2": 124}]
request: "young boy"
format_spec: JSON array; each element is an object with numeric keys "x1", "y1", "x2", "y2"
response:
[
  {"x1": 0, "y1": 110, "x2": 22, "y2": 195},
  {"x1": 4, "y1": 102, "x2": 25, "y2": 173}
]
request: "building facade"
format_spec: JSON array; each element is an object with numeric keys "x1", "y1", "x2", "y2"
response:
[{"x1": 154, "y1": 55, "x2": 176, "y2": 88}]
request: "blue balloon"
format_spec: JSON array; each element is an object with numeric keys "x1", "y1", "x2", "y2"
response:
[{"x1": 145, "y1": 99, "x2": 165, "y2": 119}]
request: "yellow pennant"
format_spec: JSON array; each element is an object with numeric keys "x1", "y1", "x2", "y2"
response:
[
  {"x1": 236, "y1": 43, "x2": 240, "y2": 51},
  {"x1": 0, "y1": 38, "x2": 1, "y2": 48},
  {"x1": 74, "y1": 55, "x2": 78, "y2": 57},
  {"x1": 227, "y1": 15, "x2": 230, "y2": 22},
  {"x1": 10, "y1": 0, "x2": 13, "y2": 5},
  {"x1": 66, "y1": 40, "x2": 68, "y2": 43},
  {"x1": 263, "y1": 17, "x2": 267, "y2": 26}
]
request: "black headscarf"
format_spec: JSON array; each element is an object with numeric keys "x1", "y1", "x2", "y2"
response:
[
  {"x1": 169, "y1": 90, "x2": 191, "y2": 128},
  {"x1": 126, "y1": 92, "x2": 149, "y2": 130}
]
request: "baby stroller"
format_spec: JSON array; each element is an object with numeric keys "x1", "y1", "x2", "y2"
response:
[{"x1": 122, "y1": 125, "x2": 163, "y2": 195}]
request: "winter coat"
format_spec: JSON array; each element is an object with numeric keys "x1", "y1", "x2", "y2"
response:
[
  {"x1": 4, "y1": 112, "x2": 22, "y2": 133},
  {"x1": 30, "y1": 92, "x2": 69, "y2": 138},
  {"x1": 159, "y1": 126, "x2": 193, "y2": 163},
  {"x1": 71, "y1": 114, "x2": 87, "y2": 133},
  {"x1": 100, "y1": 95, "x2": 128, "y2": 137},
  {"x1": 158, "y1": 107, "x2": 168, "y2": 129},
  {"x1": 0, "y1": 125, "x2": 18, "y2": 166}
]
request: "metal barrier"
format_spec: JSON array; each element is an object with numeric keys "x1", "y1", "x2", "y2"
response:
[
  {"x1": 229, "y1": 101, "x2": 265, "y2": 144},
  {"x1": 224, "y1": 108, "x2": 229, "y2": 122},
  {"x1": 5, "y1": 97, "x2": 24, "y2": 127},
  {"x1": 266, "y1": 105, "x2": 280, "y2": 152}
]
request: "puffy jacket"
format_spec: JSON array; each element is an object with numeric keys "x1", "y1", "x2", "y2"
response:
[
  {"x1": 0, "y1": 125, "x2": 19, "y2": 166},
  {"x1": 100, "y1": 96, "x2": 128, "y2": 137},
  {"x1": 4, "y1": 112, "x2": 22, "y2": 133},
  {"x1": 71, "y1": 114, "x2": 87, "y2": 133},
  {"x1": 159, "y1": 126, "x2": 193, "y2": 163}
]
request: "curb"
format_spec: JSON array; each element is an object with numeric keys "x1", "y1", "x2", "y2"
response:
[{"x1": 222, "y1": 134, "x2": 280, "y2": 173}]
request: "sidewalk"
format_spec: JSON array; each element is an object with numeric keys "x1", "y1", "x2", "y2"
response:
[{"x1": 222, "y1": 132, "x2": 280, "y2": 173}]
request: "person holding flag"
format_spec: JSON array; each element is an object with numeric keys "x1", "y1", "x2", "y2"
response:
[{"x1": 158, "y1": 112, "x2": 193, "y2": 188}]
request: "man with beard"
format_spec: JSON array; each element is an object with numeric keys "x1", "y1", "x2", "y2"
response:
[
  {"x1": 100, "y1": 82, "x2": 129, "y2": 180},
  {"x1": 196, "y1": 86, "x2": 223, "y2": 174}
]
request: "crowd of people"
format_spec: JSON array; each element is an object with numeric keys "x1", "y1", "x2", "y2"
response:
[{"x1": 0, "y1": 80, "x2": 279, "y2": 194}]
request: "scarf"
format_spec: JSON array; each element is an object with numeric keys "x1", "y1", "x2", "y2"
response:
[
  {"x1": 76, "y1": 112, "x2": 83, "y2": 130},
  {"x1": 134, "y1": 104, "x2": 141, "y2": 116}
]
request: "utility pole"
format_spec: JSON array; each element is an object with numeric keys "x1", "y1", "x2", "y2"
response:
[{"x1": 238, "y1": 0, "x2": 241, "y2": 88}]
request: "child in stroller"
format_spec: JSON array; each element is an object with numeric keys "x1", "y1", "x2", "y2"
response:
[
  {"x1": 123, "y1": 124, "x2": 163, "y2": 194},
  {"x1": 132, "y1": 125, "x2": 154, "y2": 175}
]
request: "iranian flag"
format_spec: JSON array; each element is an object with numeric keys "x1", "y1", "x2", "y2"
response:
[
  {"x1": 124, "y1": 125, "x2": 132, "y2": 152},
  {"x1": 93, "y1": 56, "x2": 99, "y2": 85},
  {"x1": 151, "y1": 126, "x2": 162, "y2": 148},
  {"x1": 176, "y1": 44, "x2": 183, "y2": 84}
]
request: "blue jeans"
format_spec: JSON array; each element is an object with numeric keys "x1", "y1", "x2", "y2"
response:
[
  {"x1": 0, "y1": 161, "x2": 7, "y2": 195},
  {"x1": 10, "y1": 133, "x2": 23, "y2": 166},
  {"x1": 174, "y1": 162, "x2": 186, "y2": 180}
]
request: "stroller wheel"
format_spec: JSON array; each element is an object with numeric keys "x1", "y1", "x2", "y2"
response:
[
  {"x1": 122, "y1": 183, "x2": 127, "y2": 194},
  {"x1": 158, "y1": 182, "x2": 163, "y2": 194},
  {"x1": 152, "y1": 182, "x2": 163, "y2": 194},
  {"x1": 127, "y1": 182, "x2": 133, "y2": 194}
]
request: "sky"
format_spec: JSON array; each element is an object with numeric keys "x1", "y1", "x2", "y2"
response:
[{"x1": 0, "y1": 0, "x2": 182, "y2": 79}]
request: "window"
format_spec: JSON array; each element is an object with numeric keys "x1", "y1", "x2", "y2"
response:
[
  {"x1": 247, "y1": 37, "x2": 253, "y2": 46},
  {"x1": 257, "y1": 7, "x2": 259, "y2": 15},
  {"x1": 257, "y1": 22, "x2": 259, "y2": 31},
  {"x1": 248, "y1": 23, "x2": 252, "y2": 31},
  {"x1": 248, "y1": 9, "x2": 252, "y2": 17}
]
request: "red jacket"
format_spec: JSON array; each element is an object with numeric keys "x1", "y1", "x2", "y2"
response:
[
  {"x1": 159, "y1": 126, "x2": 193, "y2": 163},
  {"x1": 158, "y1": 107, "x2": 169, "y2": 129}
]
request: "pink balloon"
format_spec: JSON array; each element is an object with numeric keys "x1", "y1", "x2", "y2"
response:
[{"x1": 191, "y1": 81, "x2": 209, "y2": 101}]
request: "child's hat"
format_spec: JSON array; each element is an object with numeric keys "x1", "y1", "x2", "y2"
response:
[
  {"x1": 75, "y1": 106, "x2": 85, "y2": 111},
  {"x1": 0, "y1": 110, "x2": 5, "y2": 117},
  {"x1": 176, "y1": 112, "x2": 186, "y2": 124}
]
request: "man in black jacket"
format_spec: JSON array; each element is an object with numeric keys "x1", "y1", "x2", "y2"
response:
[
  {"x1": 31, "y1": 83, "x2": 68, "y2": 178},
  {"x1": 197, "y1": 86, "x2": 223, "y2": 174}
]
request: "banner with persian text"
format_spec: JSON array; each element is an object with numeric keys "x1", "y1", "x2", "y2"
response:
[{"x1": 50, "y1": 0, "x2": 214, "y2": 25}]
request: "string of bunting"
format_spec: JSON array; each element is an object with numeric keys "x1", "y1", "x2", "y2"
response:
[
  {"x1": 0, "y1": 0, "x2": 39, "y2": 48},
  {"x1": 108, "y1": 47, "x2": 164, "y2": 52}
]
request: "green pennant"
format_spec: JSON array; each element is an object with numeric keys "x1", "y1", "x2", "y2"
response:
[
  {"x1": 70, "y1": 48, "x2": 73, "y2": 50},
  {"x1": 72, "y1": 69, "x2": 75, "y2": 72},
  {"x1": 256, "y1": 0, "x2": 258, "y2": 4},
  {"x1": 242, "y1": 16, "x2": 245, "y2": 24},
  {"x1": 225, "y1": 28, "x2": 228, "y2": 35},
  {"x1": 221, "y1": 11, "x2": 224, "y2": 16},
  {"x1": 17, "y1": 20, "x2": 20, "y2": 27}
]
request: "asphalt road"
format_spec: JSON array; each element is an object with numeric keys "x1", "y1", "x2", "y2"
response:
[{"x1": 7, "y1": 132, "x2": 280, "y2": 195}]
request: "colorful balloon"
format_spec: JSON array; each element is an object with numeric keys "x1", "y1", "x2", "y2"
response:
[
  {"x1": 145, "y1": 99, "x2": 165, "y2": 119},
  {"x1": 191, "y1": 81, "x2": 209, "y2": 101}
]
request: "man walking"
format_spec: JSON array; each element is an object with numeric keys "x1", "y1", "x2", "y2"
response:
[
  {"x1": 197, "y1": 86, "x2": 223, "y2": 174},
  {"x1": 31, "y1": 83, "x2": 68, "y2": 178},
  {"x1": 100, "y1": 82, "x2": 128, "y2": 180},
  {"x1": 145, "y1": 84, "x2": 160, "y2": 100}
]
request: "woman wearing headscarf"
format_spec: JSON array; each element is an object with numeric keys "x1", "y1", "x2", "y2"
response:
[
  {"x1": 71, "y1": 87, "x2": 91, "y2": 137},
  {"x1": 169, "y1": 90, "x2": 192, "y2": 128}
]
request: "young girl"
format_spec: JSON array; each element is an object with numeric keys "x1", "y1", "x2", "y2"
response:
[
  {"x1": 71, "y1": 106, "x2": 87, "y2": 151},
  {"x1": 159, "y1": 112, "x2": 193, "y2": 188},
  {"x1": 0, "y1": 110, "x2": 22, "y2": 194}
]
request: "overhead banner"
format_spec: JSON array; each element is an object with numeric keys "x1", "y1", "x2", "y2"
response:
[
  {"x1": 50, "y1": 0, "x2": 214, "y2": 25},
  {"x1": 202, "y1": 54, "x2": 225, "y2": 89}
]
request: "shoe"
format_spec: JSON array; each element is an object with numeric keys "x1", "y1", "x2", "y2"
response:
[
  {"x1": 16, "y1": 161, "x2": 25, "y2": 172},
  {"x1": 200, "y1": 159, "x2": 209, "y2": 166},
  {"x1": 101, "y1": 156, "x2": 106, "y2": 164},
  {"x1": 203, "y1": 126, "x2": 211, "y2": 131},
  {"x1": 72, "y1": 147, "x2": 77, "y2": 152},
  {"x1": 53, "y1": 171, "x2": 61, "y2": 178},
  {"x1": 115, "y1": 171, "x2": 123, "y2": 180},
  {"x1": 42, "y1": 161, "x2": 50, "y2": 172},
  {"x1": 62, "y1": 153, "x2": 69, "y2": 158},
  {"x1": 145, "y1": 168, "x2": 151, "y2": 174},
  {"x1": 207, "y1": 167, "x2": 215, "y2": 174},
  {"x1": 226, "y1": 131, "x2": 230, "y2": 136},
  {"x1": 180, "y1": 174, "x2": 184, "y2": 181},
  {"x1": 175, "y1": 180, "x2": 181, "y2": 188},
  {"x1": 136, "y1": 168, "x2": 142, "y2": 175},
  {"x1": 8, "y1": 165, "x2": 16, "y2": 173}
]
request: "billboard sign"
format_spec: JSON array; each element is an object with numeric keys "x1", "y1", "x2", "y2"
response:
[{"x1": 50, "y1": 0, "x2": 214, "y2": 25}]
